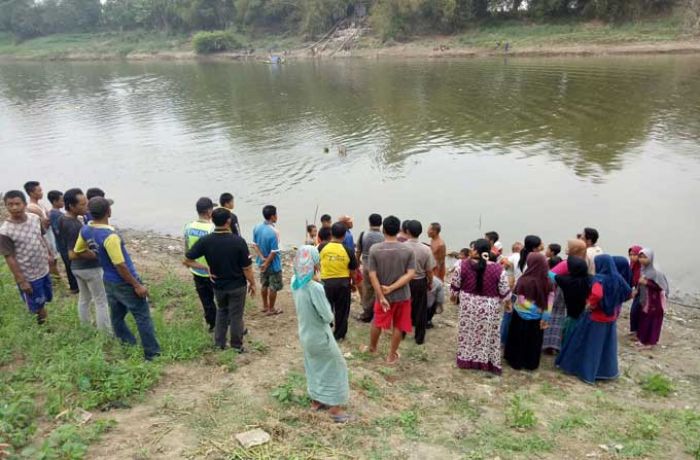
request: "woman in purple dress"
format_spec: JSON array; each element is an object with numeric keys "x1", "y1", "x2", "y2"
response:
[{"x1": 636, "y1": 248, "x2": 669, "y2": 348}]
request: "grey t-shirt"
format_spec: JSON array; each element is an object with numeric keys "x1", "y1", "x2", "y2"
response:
[
  {"x1": 359, "y1": 229, "x2": 385, "y2": 265},
  {"x1": 58, "y1": 215, "x2": 100, "y2": 270},
  {"x1": 406, "y1": 239, "x2": 436, "y2": 279},
  {"x1": 368, "y1": 241, "x2": 416, "y2": 302}
]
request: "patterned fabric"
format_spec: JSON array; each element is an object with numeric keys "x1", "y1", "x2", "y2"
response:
[
  {"x1": 452, "y1": 259, "x2": 507, "y2": 298},
  {"x1": 542, "y1": 288, "x2": 566, "y2": 351},
  {"x1": 292, "y1": 245, "x2": 319, "y2": 291},
  {"x1": 0, "y1": 213, "x2": 49, "y2": 282},
  {"x1": 452, "y1": 263, "x2": 510, "y2": 374}
]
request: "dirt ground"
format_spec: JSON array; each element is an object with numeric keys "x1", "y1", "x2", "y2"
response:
[{"x1": 83, "y1": 231, "x2": 700, "y2": 460}]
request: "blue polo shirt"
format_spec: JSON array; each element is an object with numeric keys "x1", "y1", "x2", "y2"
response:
[{"x1": 252, "y1": 221, "x2": 281, "y2": 273}]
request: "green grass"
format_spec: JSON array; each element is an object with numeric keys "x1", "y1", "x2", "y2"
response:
[
  {"x1": 0, "y1": 264, "x2": 213, "y2": 458},
  {"x1": 641, "y1": 373, "x2": 674, "y2": 397},
  {"x1": 506, "y1": 394, "x2": 538, "y2": 429}
]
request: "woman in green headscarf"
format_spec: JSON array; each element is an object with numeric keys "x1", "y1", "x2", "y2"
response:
[{"x1": 291, "y1": 245, "x2": 350, "y2": 422}]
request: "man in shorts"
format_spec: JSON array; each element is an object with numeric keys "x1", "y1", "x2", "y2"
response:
[
  {"x1": 364, "y1": 215, "x2": 416, "y2": 364},
  {"x1": 252, "y1": 205, "x2": 283, "y2": 315},
  {"x1": 24, "y1": 181, "x2": 60, "y2": 277},
  {"x1": 0, "y1": 190, "x2": 53, "y2": 324}
]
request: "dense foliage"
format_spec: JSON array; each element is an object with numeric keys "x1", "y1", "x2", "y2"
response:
[
  {"x1": 192, "y1": 29, "x2": 241, "y2": 52},
  {"x1": 0, "y1": 0, "x2": 689, "y2": 41}
]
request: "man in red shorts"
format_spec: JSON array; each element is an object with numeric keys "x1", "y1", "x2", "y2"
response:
[{"x1": 364, "y1": 215, "x2": 416, "y2": 364}]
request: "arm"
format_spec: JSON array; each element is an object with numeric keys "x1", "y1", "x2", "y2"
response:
[
  {"x1": 382, "y1": 269, "x2": 416, "y2": 295},
  {"x1": 587, "y1": 282, "x2": 603, "y2": 310},
  {"x1": 71, "y1": 232, "x2": 97, "y2": 261},
  {"x1": 4, "y1": 254, "x2": 31, "y2": 294},
  {"x1": 369, "y1": 270, "x2": 389, "y2": 311},
  {"x1": 436, "y1": 244, "x2": 446, "y2": 269},
  {"x1": 105, "y1": 234, "x2": 147, "y2": 298},
  {"x1": 243, "y1": 265, "x2": 257, "y2": 296},
  {"x1": 182, "y1": 258, "x2": 209, "y2": 273},
  {"x1": 40, "y1": 234, "x2": 54, "y2": 265}
]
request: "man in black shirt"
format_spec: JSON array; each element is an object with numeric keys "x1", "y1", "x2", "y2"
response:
[
  {"x1": 219, "y1": 193, "x2": 241, "y2": 235},
  {"x1": 184, "y1": 208, "x2": 256, "y2": 352}
]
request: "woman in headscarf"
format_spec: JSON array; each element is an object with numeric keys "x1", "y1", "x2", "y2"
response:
[
  {"x1": 554, "y1": 256, "x2": 592, "y2": 346},
  {"x1": 450, "y1": 239, "x2": 511, "y2": 374},
  {"x1": 556, "y1": 254, "x2": 631, "y2": 384},
  {"x1": 627, "y1": 245, "x2": 643, "y2": 336},
  {"x1": 542, "y1": 239, "x2": 589, "y2": 353},
  {"x1": 636, "y1": 248, "x2": 670, "y2": 348},
  {"x1": 501, "y1": 235, "x2": 543, "y2": 346},
  {"x1": 290, "y1": 245, "x2": 350, "y2": 422},
  {"x1": 505, "y1": 252, "x2": 553, "y2": 371}
]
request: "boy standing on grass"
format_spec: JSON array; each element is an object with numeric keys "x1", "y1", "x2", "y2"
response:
[
  {"x1": 73, "y1": 197, "x2": 160, "y2": 360},
  {"x1": 219, "y1": 193, "x2": 240, "y2": 235},
  {"x1": 48, "y1": 190, "x2": 78, "y2": 293},
  {"x1": 24, "y1": 181, "x2": 60, "y2": 277},
  {"x1": 0, "y1": 190, "x2": 53, "y2": 324},
  {"x1": 184, "y1": 208, "x2": 257, "y2": 352},
  {"x1": 184, "y1": 197, "x2": 216, "y2": 332},
  {"x1": 363, "y1": 215, "x2": 416, "y2": 364},
  {"x1": 252, "y1": 205, "x2": 283, "y2": 315}
]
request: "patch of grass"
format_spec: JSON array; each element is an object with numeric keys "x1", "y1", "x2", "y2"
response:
[
  {"x1": 506, "y1": 394, "x2": 537, "y2": 429},
  {"x1": 270, "y1": 371, "x2": 310, "y2": 407},
  {"x1": 462, "y1": 422, "x2": 554, "y2": 458},
  {"x1": 357, "y1": 375, "x2": 382, "y2": 400},
  {"x1": 663, "y1": 409, "x2": 700, "y2": 458},
  {"x1": 539, "y1": 381, "x2": 568, "y2": 399},
  {"x1": 22, "y1": 419, "x2": 115, "y2": 459},
  {"x1": 375, "y1": 408, "x2": 421, "y2": 437},
  {"x1": 248, "y1": 339, "x2": 270, "y2": 354},
  {"x1": 628, "y1": 413, "x2": 662, "y2": 441},
  {"x1": 551, "y1": 411, "x2": 593, "y2": 433},
  {"x1": 215, "y1": 349, "x2": 240, "y2": 373},
  {"x1": 641, "y1": 373, "x2": 674, "y2": 397}
]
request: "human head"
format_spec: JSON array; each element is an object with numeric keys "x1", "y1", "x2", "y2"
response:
[
  {"x1": 320, "y1": 214, "x2": 332, "y2": 228},
  {"x1": 369, "y1": 213, "x2": 382, "y2": 228},
  {"x1": 382, "y1": 215, "x2": 401, "y2": 237},
  {"x1": 581, "y1": 227, "x2": 599, "y2": 248},
  {"x1": 400, "y1": 220, "x2": 410, "y2": 235},
  {"x1": 638, "y1": 248, "x2": 653, "y2": 267},
  {"x1": 566, "y1": 239, "x2": 587, "y2": 258},
  {"x1": 88, "y1": 197, "x2": 111, "y2": 221},
  {"x1": 519, "y1": 235, "x2": 543, "y2": 271},
  {"x1": 472, "y1": 239, "x2": 492, "y2": 293},
  {"x1": 511, "y1": 241, "x2": 523, "y2": 254},
  {"x1": 458, "y1": 248, "x2": 470, "y2": 259},
  {"x1": 318, "y1": 226, "x2": 332, "y2": 243},
  {"x1": 3, "y1": 190, "x2": 27, "y2": 218},
  {"x1": 306, "y1": 224, "x2": 317, "y2": 237},
  {"x1": 23, "y1": 181, "x2": 42, "y2": 200},
  {"x1": 212, "y1": 207, "x2": 232, "y2": 227},
  {"x1": 219, "y1": 193, "x2": 234, "y2": 210},
  {"x1": 546, "y1": 243, "x2": 561, "y2": 258},
  {"x1": 262, "y1": 205, "x2": 277, "y2": 223},
  {"x1": 338, "y1": 215, "x2": 353, "y2": 230},
  {"x1": 628, "y1": 245, "x2": 642, "y2": 264},
  {"x1": 291, "y1": 245, "x2": 320, "y2": 291},
  {"x1": 405, "y1": 220, "x2": 422, "y2": 239},
  {"x1": 196, "y1": 197, "x2": 214, "y2": 218},
  {"x1": 485, "y1": 231, "x2": 499, "y2": 245},
  {"x1": 47, "y1": 190, "x2": 64, "y2": 208},
  {"x1": 64, "y1": 188, "x2": 87, "y2": 215},
  {"x1": 331, "y1": 222, "x2": 348, "y2": 240},
  {"x1": 86, "y1": 187, "x2": 105, "y2": 200},
  {"x1": 472, "y1": 239, "x2": 491, "y2": 261},
  {"x1": 428, "y1": 222, "x2": 441, "y2": 238}
]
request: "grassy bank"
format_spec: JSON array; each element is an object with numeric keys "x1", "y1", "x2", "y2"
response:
[{"x1": 0, "y1": 17, "x2": 698, "y2": 61}]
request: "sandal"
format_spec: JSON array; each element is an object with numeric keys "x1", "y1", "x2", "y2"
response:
[
  {"x1": 265, "y1": 309, "x2": 283, "y2": 316},
  {"x1": 385, "y1": 351, "x2": 401, "y2": 365},
  {"x1": 311, "y1": 402, "x2": 329, "y2": 412},
  {"x1": 331, "y1": 413, "x2": 354, "y2": 424}
]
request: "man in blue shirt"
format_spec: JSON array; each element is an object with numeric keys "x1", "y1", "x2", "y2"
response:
[
  {"x1": 338, "y1": 215, "x2": 355, "y2": 252},
  {"x1": 252, "y1": 205, "x2": 282, "y2": 315}
]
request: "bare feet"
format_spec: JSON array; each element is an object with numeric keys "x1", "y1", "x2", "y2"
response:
[
  {"x1": 385, "y1": 351, "x2": 400, "y2": 365},
  {"x1": 359, "y1": 345, "x2": 377, "y2": 355}
]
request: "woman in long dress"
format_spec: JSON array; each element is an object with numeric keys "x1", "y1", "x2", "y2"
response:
[
  {"x1": 451, "y1": 239, "x2": 511, "y2": 374},
  {"x1": 554, "y1": 256, "x2": 591, "y2": 346},
  {"x1": 556, "y1": 254, "x2": 631, "y2": 384},
  {"x1": 636, "y1": 248, "x2": 669, "y2": 348},
  {"x1": 290, "y1": 245, "x2": 350, "y2": 422},
  {"x1": 505, "y1": 252, "x2": 553, "y2": 371}
]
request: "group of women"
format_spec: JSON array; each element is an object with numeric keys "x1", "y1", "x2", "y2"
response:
[{"x1": 451, "y1": 236, "x2": 670, "y2": 384}]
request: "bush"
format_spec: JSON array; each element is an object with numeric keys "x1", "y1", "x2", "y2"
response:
[{"x1": 192, "y1": 30, "x2": 241, "y2": 54}]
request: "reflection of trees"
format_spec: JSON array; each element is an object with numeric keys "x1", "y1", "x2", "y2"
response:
[{"x1": 1, "y1": 56, "x2": 699, "y2": 178}]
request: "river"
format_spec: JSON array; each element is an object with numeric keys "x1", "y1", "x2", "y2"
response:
[{"x1": 1, "y1": 56, "x2": 699, "y2": 297}]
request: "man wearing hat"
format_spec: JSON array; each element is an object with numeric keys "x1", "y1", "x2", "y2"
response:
[{"x1": 73, "y1": 197, "x2": 160, "y2": 360}]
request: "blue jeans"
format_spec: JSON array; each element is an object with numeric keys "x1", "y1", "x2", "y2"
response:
[{"x1": 105, "y1": 281, "x2": 161, "y2": 360}]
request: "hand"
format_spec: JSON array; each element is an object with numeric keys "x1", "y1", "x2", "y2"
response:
[
  {"x1": 504, "y1": 300, "x2": 513, "y2": 312},
  {"x1": 19, "y1": 280, "x2": 32, "y2": 295},
  {"x1": 134, "y1": 283, "x2": 148, "y2": 298},
  {"x1": 638, "y1": 277, "x2": 647, "y2": 286},
  {"x1": 248, "y1": 283, "x2": 257, "y2": 297},
  {"x1": 540, "y1": 320, "x2": 550, "y2": 330},
  {"x1": 380, "y1": 285, "x2": 392, "y2": 295},
  {"x1": 380, "y1": 297, "x2": 391, "y2": 312},
  {"x1": 642, "y1": 305, "x2": 650, "y2": 314},
  {"x1": 48, "y1": 253, "x2": 55, "y2": 266},
  {"x1": 260, "y1": 262, "x2": 270, "y2": 273}
]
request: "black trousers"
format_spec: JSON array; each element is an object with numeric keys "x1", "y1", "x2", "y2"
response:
[
  {"x1": 59, "y1": 248, "x2": 78, "y2": 292},
  {"x1": 504, "y1": 311, "x2": 544, "y2": 370},
  {"x1": 323, "y1": 278, "x2": 352, "y2": 340},
  {"x1": 193, "y1": 275, "x2": 217, "y2": 330},
  {"x1": 410, "y1": 278, "x2": 429, "y2": 345},
  {"x1": 214, "y1": 286, "x2": 247, "y2": 350}
]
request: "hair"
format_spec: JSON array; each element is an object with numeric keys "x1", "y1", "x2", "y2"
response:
[
  {"x1": 512, "y1": 241, "x2": 523, "y2": 253},
  {"x1": 320, "y1": 214, "x2": 332, "y2": 223},
  {"x1": 369, "y1": 213, "x2": 382, "y2": 227},
  {"x1": 318, "y1": 227, "x2": 332, "y2": 242},
  {"x1": 306, "y1": 224, "x2": 317, "y2": 233},
  {"x1": 63, "y1": 188, "x2": 83, "y2": 212},
  {"x1": 212, "y1": 207, "x2": 232, "y2": 227},
  {"x1": 331, "y1": 222, "x2": 348, "y2": 239},
  {"x1": 519, "y1": 235, "x2": 542, "y2": 272},
  {"x1": 473, "y1": 239, "x2": 492, "y2": 294},
  {"x1": 219, "y1": 193, "x2": 234, "y2": 206},
  {"x1": 401, "y1": 220, "x2": 410, "y2": 233},
  {"x1": 548, "y1": 243, "x2": 561, "y2": 256},
  {"x1": 383, "y1": 215, "x2": 401, "y2": 236},
  {"x1": 196, "y1": 197, "x2": 214, "y2": 215},
  {"x1": 405, "y1": 220, "x2": 422, "y2": 238},
  {"x1": 23, "y1": 181, "x2": 40, "y2": 195},
  {"x1": 3, "y1": 190, "x2": 26, "y2": 204},
  {"x1": 86, "y1": 188, "x2": 105, "y2": 200},
  {"x1": 430, "y1": 222, "x2": 441, "y2": 234},
  {"x1": 47, "y1": 190, "x2": 63, "y2": 204},
  {"x1": 459, "y1": 248, "x2": 470, "y2": 257},
  {"x1": 485, "y1": 231, "x2": 499, "y2": 244},
  {"x1": 583, "y1": 227, "x2": 599, "y2": 245},
  {"x1": 548, "y1": 256, "x2": 563, "y2": 269},
  {"x1": 88, "y1": 198, "x2": 110, "y2": 220},
  {"x1": 262, "y1": 205, "x2": 277, "y2": 220}
]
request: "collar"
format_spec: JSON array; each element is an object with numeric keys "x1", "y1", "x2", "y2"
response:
[
  {"x1": 369, "y1": 226, "x2": 381, "y2": 231},
  {"x1": 88, "y1": 222, "x2": 115, "y2": 230}
]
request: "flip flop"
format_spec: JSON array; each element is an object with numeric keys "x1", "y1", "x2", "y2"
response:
[
  {"x1": 385, "y1": 351, "x2": 401, "y2": 365},
  {"x1": 331, "y1": 413, "x2": 354, "y2": 424},
  {"x1": 265, "y1": 309, "x2": 283, "y2": 316}
]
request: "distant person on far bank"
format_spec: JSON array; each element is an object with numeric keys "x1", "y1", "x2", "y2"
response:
[
  {"x1": 219, "y1": 193, "x2": 240, "y2": 235},
  {"x1": 184, "y1": 197, "x2": 216, "y2": 332},
  {"x1": 253, "y1": 205, "x2": 283, "y2": 315},
  {"x1": 356, "y1": 213, "x2": 384, "y2": 323},
  {"x1": 581, "y1": 227, "x2": 603, "y2": 275},
  {"x1": 185, "y1": 207, "x2": 256, "y2": 352},
  {"x1": 73, "y1": 197, "x2": 160, "y2": 360},
  {"x1": 0, "y1": 190, "x2": 53, "y2": 324},
  {"x1": 428, "y1": 222, "x2": 446, "y2": 281}
]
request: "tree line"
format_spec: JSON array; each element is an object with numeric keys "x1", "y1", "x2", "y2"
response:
[{"x1": 0, "y1": 0, "x2": 685, "y2": 41}]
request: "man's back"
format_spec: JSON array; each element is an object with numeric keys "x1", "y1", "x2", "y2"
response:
[
  {"x1": 253, "y1": 222, "x2": 281, "y2": 272},
  {"x1": 368, "y1": 241, "x2": 415, "y2": 302},
  {"x1": 407, "y1": 240, "x2": 435, "y2": 279},
  {"x1": 320, "y1": 241, "x2": 357, "y2": 280},
  {"x1": 184, "y1": 220, "x2": 214, "y2": 277},
  {"x1": 359, "y1": 230, "x2": 384, "y2": 264},
  {"x1": 188, "y1": 232, "x2": 251, "y2": 291}
]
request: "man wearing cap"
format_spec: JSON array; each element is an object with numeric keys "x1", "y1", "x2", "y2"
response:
[{"x1": 73, "y1": 197, "x2": 161, "y2": 360}]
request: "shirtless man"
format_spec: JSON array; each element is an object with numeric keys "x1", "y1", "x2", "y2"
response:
[{"x1": 427, "y1": 222, "x2": 446, "y2": 281}]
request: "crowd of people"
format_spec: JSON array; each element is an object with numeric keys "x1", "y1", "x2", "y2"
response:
[{"x1": 0, "y1": 182, "x2": 671, "y2": 423}]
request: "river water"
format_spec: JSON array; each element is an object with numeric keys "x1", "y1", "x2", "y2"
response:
[{"x1": 1, "y1": 56, "x2": 699, "y2": 296}]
